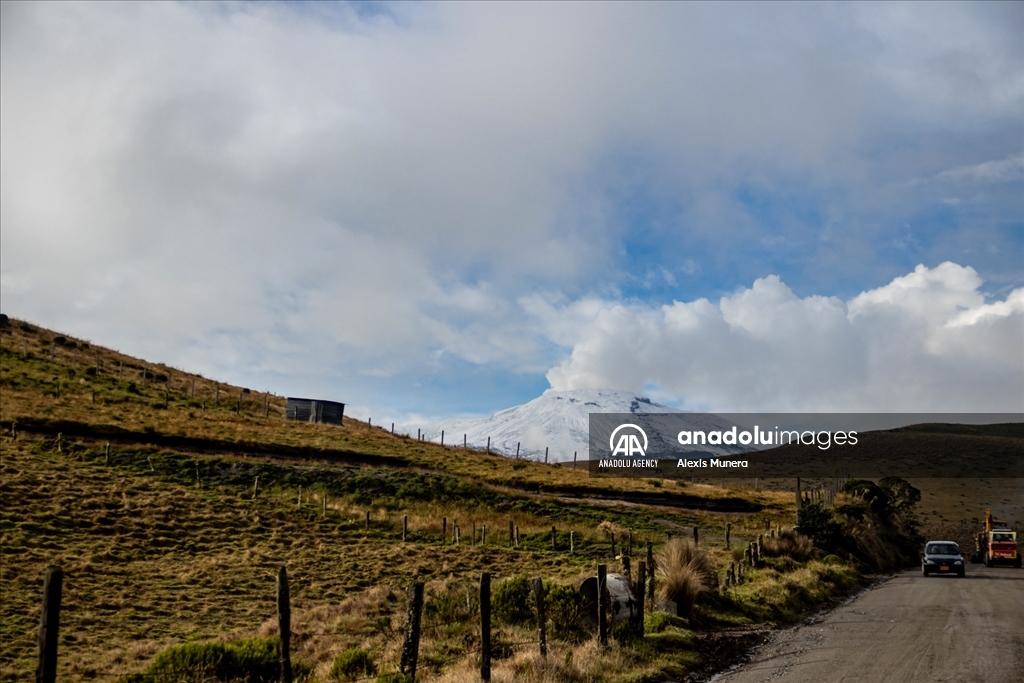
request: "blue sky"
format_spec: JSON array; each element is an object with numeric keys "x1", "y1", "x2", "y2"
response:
[{"x1": 2, "y1": 2, "x2": 1022, "y2": 422}]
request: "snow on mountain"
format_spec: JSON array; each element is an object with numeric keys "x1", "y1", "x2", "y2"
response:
[{"x1": 427, "y1": 388, "x2": 746, "y2": 462}]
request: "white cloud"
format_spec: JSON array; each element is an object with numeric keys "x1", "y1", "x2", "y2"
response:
[
  {"x1": 545, "y1": 263, "x2": 1024, "y2": 411},
  {"x1": 1, "y1": 3, "x2": 1021, "y2": 410}
]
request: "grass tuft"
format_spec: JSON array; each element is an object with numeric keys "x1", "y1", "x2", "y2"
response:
[{"x1": 655, "y1": 538, "x2": 716, "y2": 617}]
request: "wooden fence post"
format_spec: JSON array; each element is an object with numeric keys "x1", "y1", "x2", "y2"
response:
[
  {"x1": 516, "y1": 442, "x2": 520, "y2": 459},
  {"x1": 443, "y1": 518, "x2": 448, "y2": 545},
  {"x1": 480, "y1": 572, "x2": 491, "y2": 682},
  {"x1": 628, "y1": 530, "x2": 633, "y2": 556},
  {"x1": 403, "y1": 515, "x2": 408, "y2": 542},
  {"x1": 544, "y1": 447, "x2": 548, "y2": 464},
  {"x1": 104, "y1": 443, "x2": 110, "y2": 465},
  {"x1": 726, "y1": 522, "x2": 731, "y2": 549},
  {"x1": 277, "y1": 567, "x2": 292, "y2": 683},
  {"x1": 532, "y1": 578, "x2": 547, "y2": 658},
  {"x1": 622, "y1": 555, "x2": 631, "y2": 582},
  {"x1": 36, "y1": 565, "x2": 62, "y2": 683},
  {"x1": 570, "y1": 531, "x2": 574, "y2": 554},
  {"x1": 610, "y1": 531, "x2": 615, "y2": 558},
  {"x1": 486, "y1": 436, "x2": 490, "y2": 454},
  {"x1": 441, "y1": 430, "x2": 444, "y2": 446},
  {"x1": 646, "y1": 542, "x2": 655, "y2": 604},
  {"x1": 482, "y1": 524, "x2": 487, "y2": 545},
  {"x1": 551, "y1": 526, "x2": 557, "y2": 551},
  {"x1": 508, "y1": 520, "x2": 514, "y2": 547},
  {"x1": 636, "y1": 561, "x2": 647, "y2": 630},
  {"x1": 365, "y1": 511, "x2": 370, "y2": 530},
  {"x1": 400, "y1": 582, "x2": 424, "y2": 682},
  {"x1": 597, "y1": 564, "x2": 608, "y2": 647}
]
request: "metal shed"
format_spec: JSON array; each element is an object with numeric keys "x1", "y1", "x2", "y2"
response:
[{"x1": 286, "y1": 397, "x2": 345, "y2": 425}]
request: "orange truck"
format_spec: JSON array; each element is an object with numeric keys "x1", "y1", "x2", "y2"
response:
[{"x1": 971, "y1": 510, "x2": 1021, "y2": 568}]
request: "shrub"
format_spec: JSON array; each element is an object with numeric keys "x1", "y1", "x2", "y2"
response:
[
  {"x1": 493, "y1": 576, "x2": 534, "y2": 626},
  {"x1": 545, "y1": 582, "x2": 588, "y2": 643},
  {"x1": 761, "y1": 529, "x2": 815, "y2": 562},
  {"x1": 330, "y1": 648, "x2": 376, "y2": 681},
  {"x1": 655, "y1": 538, "x2": 716, "y2": 617},
  {"x1": 85, "y1": 367, "x2": 97, "y2": 377},
  {"x1": 797, "y1": 502, "x2": 844, "y2": 552},
  {"x1": 375, "y1": 673, "x2": 412, "y2": 683},
  {"x1": 117, "y1": 637, "x2": 292, "y2": 682},
  {"x1": 424, "y1": 584, "x2": 475, "y2": 629},
  {"x1": 53, "y1": 336, "x2": 66, "y2": 345}
]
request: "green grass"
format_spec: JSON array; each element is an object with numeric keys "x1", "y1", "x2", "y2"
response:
[{"x1": 0, "y1": 317, "x2": 868, "y2": 682}]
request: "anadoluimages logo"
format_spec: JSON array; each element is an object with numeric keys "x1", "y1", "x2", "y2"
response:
[{"x1": 609, "y1": 423, "x2": 648, "y2": 456}]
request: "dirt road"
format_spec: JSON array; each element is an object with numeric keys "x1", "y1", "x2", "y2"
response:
[{"x1": 713, "y1": 565, "x2": 1024, "y2": 683}]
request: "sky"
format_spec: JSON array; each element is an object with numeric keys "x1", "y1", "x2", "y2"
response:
[{"x1": 2, "y1": 1, "x2": 1022, "y2": 423}]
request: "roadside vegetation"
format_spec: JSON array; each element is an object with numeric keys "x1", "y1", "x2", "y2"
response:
[{"x1": 0, "y1": 317, "x2": 929, "y2": 682}]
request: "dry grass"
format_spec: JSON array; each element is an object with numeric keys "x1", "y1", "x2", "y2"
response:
[
  {"x1": 655, "y1": 538, "x2": 716, "y2": 617},
  {"x1": 1, "y1": 317, "x2": 839, "y2": 682},
  {"x1": 761, "y1": 529, "x2": 814, "y2": 562}
]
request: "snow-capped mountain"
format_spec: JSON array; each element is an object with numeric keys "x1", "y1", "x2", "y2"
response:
[{"x1": 428, "y1": 388, "x2": 747, "y2": 463}]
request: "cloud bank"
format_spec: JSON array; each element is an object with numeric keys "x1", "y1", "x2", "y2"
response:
[
  {"x1": 544, "y1": 263, "x2": 1024, "y2": 411},
  {"x1": 1, "y1": 2, "x2": 1021, "y2": 416}
]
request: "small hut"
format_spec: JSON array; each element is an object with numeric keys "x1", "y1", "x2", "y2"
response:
[{"x1": 286, "y1": 397, "x2": 345, "y2": 425}]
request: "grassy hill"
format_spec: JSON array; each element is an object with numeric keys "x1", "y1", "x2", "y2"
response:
[{"x1": 0, "y1": 316, "x2": 956, "y2": 682}]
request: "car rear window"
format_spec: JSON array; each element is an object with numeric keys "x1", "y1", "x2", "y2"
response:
[{"x1": 926, "y1": 543, "x2": 958, "y2": 555}]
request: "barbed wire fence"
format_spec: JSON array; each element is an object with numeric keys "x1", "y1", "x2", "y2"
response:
[{"x1": 32, "y1": 554, "x2": 648, "y2": 683}]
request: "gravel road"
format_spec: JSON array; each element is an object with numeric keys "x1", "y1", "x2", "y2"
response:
[{"x1": 713, "y1": 564, "x2": 1024, "y2": 683}]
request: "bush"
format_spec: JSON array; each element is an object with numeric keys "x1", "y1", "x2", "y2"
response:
[
  {"x1": 545, "y1": 582, "x2": 588, "y2": 643},
  {"x1": 330, "y1": 648, "x2": 376, "y2": 681},
  {"x1": 493, "y1": 576, "x2": 534, "y2": 626},
  {"x1": 761, "y1": 529, "x2": 815, "y2": 562},
  {"x1": 655, "y1": 538, "x2": 716, "y2": 617},
  {"x1": 117, "y1": 637, "x2": 294, "y2": 682},
  {"x1": 375, "y1": 673, "x2": 412, "y2": 683},
  {"x1": 423, "y1": 583, "x2": 476, "y2": 636},
  {"x1": 797, "y1": 502, "x2": 844, "y2": 553}
]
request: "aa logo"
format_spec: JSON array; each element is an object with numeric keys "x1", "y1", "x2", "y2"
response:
[{"x1": 609, "y1": 424, "x2": 648, "y2": 457}]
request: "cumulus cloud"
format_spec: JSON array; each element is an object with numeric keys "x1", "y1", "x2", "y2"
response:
[{"x1": 545, "y1": 263, "x2": 1024, "y2": 411}]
